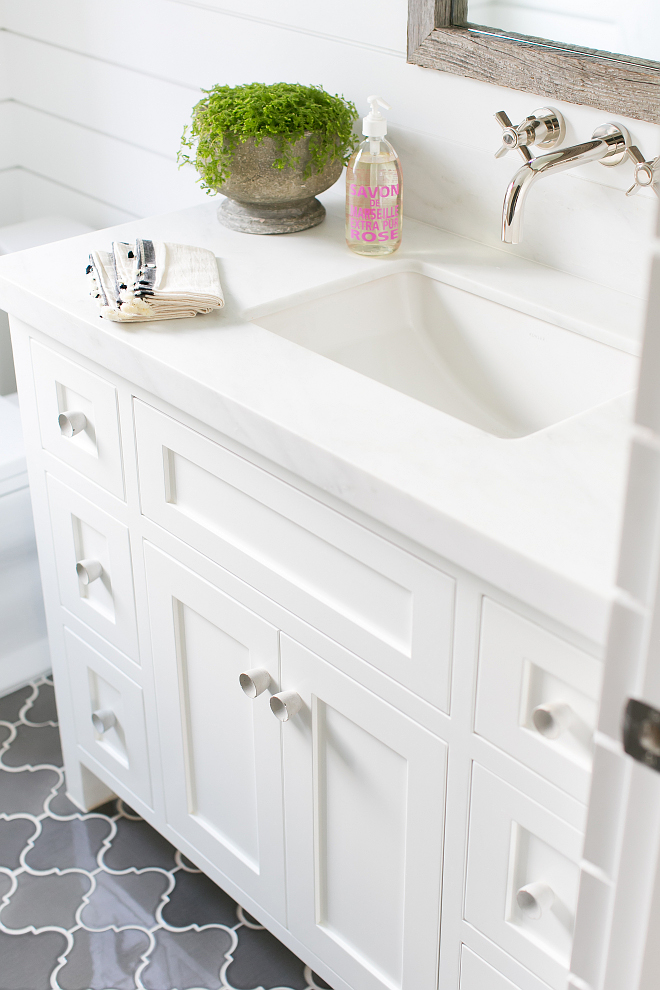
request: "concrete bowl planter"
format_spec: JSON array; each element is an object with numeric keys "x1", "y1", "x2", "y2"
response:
[{"x1": 215, "y1": 133, "x2": 343, "y2": 234}]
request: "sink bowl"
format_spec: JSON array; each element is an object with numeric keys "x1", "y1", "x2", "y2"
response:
[{"x1": 250, "y1": 271, "x2": 637, "y2": 438}]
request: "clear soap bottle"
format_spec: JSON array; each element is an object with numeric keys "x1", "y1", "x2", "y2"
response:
[{"x1": 345, "y1": 95, "x2": 402, "y2": 257}]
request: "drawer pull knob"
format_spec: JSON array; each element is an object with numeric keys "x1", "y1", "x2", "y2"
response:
[
  {"x1": 58, "y1": 410, "x2": 87, "y2": 437},
  {"x1": 76, "y1": 559, "x2": 103, "y2": 586},
  {"x1": 270, "y1": 691, "x2": 303, "y2": 722},
  {"x1": 516, "y1": 881, "x2": 555, "y2": 920},
  {"x1": 91, "y1": 708, "x2": 116, "y2": 734},
  {"x1": 532, "y1": 702, "x2": 573, "y2": 739},
  {"x1": 239, "y1": 668, "x2": 271, "y2": 699}
]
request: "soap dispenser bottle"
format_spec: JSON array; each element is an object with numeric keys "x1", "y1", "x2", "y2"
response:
[{"x1": 345, "y1": 95, "x2": 403, "y2": 256}]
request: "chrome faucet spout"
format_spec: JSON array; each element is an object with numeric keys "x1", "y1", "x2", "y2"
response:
[{"x1": 501, "y1": 123, "x2": 630, "y2": 244}]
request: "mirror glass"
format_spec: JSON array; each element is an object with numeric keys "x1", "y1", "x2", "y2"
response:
[{"x1": 468, "y1": 0, "x2": 660, "y2": 61}]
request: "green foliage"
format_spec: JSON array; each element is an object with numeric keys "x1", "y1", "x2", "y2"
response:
[{"x1": 179, "y1": 82, "x2": 359, "y2": 193}]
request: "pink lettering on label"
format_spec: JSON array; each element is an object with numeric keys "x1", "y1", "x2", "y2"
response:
[
  {"x1": 357, "y1": 186, "x2": 367, "y2": 197},
  {"x1": 380, "y1": 186, "x2": 390, "y2": 197},
  {"x1": 390, "y1": 185, "x2": 399, "y2": 196}
]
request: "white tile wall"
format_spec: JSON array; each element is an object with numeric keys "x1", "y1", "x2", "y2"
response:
[{"x1": 0, "y1": 0, "x2": 658, "y2": 297}]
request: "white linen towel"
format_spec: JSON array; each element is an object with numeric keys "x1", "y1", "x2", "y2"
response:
[{"x1": 87, "y1": 238, "x2": 224, "y2": 322}]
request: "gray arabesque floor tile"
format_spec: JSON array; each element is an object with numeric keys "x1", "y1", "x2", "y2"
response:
[{"x1": 0, "y1": 675, "x2": 327, "y2": 990}]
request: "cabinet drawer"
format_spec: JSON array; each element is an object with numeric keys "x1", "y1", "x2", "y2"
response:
[
  {"x1": 475, "y1": 599, "x2": 601, "y2": 802},
  {"x1": 465, "y1": 764, "x2": 582, "y2": 990},
  {"x1": 135, "y1": 400, "x2": 455, "y2": 712},
  {"x1": 64, "y1": 626, "x2": 151, "y2": 805},
  {"x1": 31, "y1": 339, "x2": 124, "y2": 498},
  {"x1": 47, "y1": 474, "x2": 138, "y2": 660}
]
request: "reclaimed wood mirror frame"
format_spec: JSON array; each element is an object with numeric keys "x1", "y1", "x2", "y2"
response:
[{"x1": 408, "y1": 0, "x2": 660, "y2": 125}]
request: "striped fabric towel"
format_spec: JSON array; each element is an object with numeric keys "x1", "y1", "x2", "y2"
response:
[{"x1": 87, "y1": 238, "x2": 224, "y2": 322}]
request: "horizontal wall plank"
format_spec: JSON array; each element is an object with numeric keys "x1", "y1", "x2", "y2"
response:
[
  {"x1": 0, "y1": 31, "x2": 10, "y2": 102},
  {"x1": 4, "y1": 2, "x2": 659, "y2": 165},
  {"x1": 13, "y1": 170, "x2": 138, "y2": 229},
  {"x1": 2, "y1": 0, "x2": 407, "y2": 61},
  {"x1": 9, "y1": 104, "x2": 208, "y2": 217},
  {"x1": 172, "y1": 0, "x2": 407, "y2": 54},
  {"x1": 0, "y1": 103, "x2": 17, "y2": 171},
  {"x1": 5, "y1": 34, "x2": 197, "y2": 159},
  {"x1": 0, "y1": 170, "x2": 26, "y2": 229}
]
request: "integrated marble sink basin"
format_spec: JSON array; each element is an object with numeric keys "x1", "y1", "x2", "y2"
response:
[{"x1": 250, "y1": 270, "x2": 637, "y2": 439}]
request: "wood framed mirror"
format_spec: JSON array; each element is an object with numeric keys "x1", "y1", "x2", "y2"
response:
[{"x1": 408, "y1": 0, "x2": 660, "y2": 124}]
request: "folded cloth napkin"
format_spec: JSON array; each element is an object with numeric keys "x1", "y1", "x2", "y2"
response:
[{"x1": 87, "y1": 238, "x2": 224, "y2": 322}]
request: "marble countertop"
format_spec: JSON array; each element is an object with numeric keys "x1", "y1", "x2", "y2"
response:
[{"x1": 0, "y1": 188, "x2": 645, "y2": 643}]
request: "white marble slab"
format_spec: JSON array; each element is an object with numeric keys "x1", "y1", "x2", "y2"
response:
[{"x1": 0, "y1": 192, "x2": 643, "y2": 642}]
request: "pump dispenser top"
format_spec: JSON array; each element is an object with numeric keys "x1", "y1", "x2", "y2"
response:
[{"x1": 363, "y1": 96, "x2": 391, "y2": 137}]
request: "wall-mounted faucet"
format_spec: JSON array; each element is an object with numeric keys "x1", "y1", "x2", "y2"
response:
[
  {"x1": 495, "y1": 108, "x2": 660, "y2": 244},
  {"x1": 497, "y1": 109, "x2": 631, "y2": 244}
]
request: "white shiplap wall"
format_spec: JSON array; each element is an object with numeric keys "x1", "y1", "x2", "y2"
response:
[{"x1": 0, "y1": 0, "x2": 658, "y2": 295}]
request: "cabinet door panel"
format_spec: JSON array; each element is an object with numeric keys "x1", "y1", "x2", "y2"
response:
[
  {"x1": 280, "y1": 634, "x2": 447, "y2": 990},
  {"x1": 144, "y1": 543, "x2": 285, "y2": 922}
]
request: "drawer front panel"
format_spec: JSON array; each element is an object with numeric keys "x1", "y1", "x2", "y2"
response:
[
  {"x1": 47, "y1": 474, "x2": 138, "y2": 659},
  {"x1": 144, "y1": 542, "x2": 286, "y2": 923},
  {"x1": 475, "y1": 599, "x2": 601, "y2": 802},
  {"x1": 31, "y1": 339, "x2": 124, "y2": 498},
  {"x1": 64, "y1": 627, "x2": 151, "y2": 804},
  {"x1": 135, "y1": 400, "x2": 455, "y2": 711},
  {"x1": 465, "y1": 764, "x2": 582, "y2": 990}
]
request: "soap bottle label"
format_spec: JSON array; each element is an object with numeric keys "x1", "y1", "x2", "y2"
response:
[{"x1": 347, "y1": 184, "x2": 401, "y2": 245}]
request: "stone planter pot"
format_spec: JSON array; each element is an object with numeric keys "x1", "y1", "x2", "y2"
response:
[{"x1": 214, "y1": 133, "x2": 343, "y2": 234}]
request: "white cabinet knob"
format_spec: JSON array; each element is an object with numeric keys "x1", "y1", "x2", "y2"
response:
[
  {"x1": 91, "y1": 708, "x2": 116, "y2": 734},
  {"x1": 239, "y1": 668, "x2": 271, "y2": 699},
  {"x1": 58, "y1": 410, "x2": 87, "y2": 437},
  {"x1": 516, "y1": 881, "x2": 555, "y2": 919},
  {"x1": 532, "y1": 702, "x2": 574, "y2": 739},
  {"x1": 270, "y1": 691, "x2": 303, "y2": 722},
  {"x1": 76, "y1": 559, "x2": 103, "y2": 586}
]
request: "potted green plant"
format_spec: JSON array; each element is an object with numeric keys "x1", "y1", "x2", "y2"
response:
[{"x1": 179, "y1": 82, "x2": 358, "y2": 234}]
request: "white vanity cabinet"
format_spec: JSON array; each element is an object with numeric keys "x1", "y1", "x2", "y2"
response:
[{"x1": 9, "y1": 316, "x2": 605, "y2": 990}]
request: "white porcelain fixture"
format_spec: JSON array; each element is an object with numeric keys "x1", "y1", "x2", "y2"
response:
[{"x1": 251, "y1": 270, "x2": 636, "y2": 438}]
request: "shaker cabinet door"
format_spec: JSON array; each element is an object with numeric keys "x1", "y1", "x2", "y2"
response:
[
  {"x1": 279, "y1": 634, "x2": 448, "y2": 990},
  {"x1": 144, "y1": 543, "x2": 285, "y2": 923}
]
